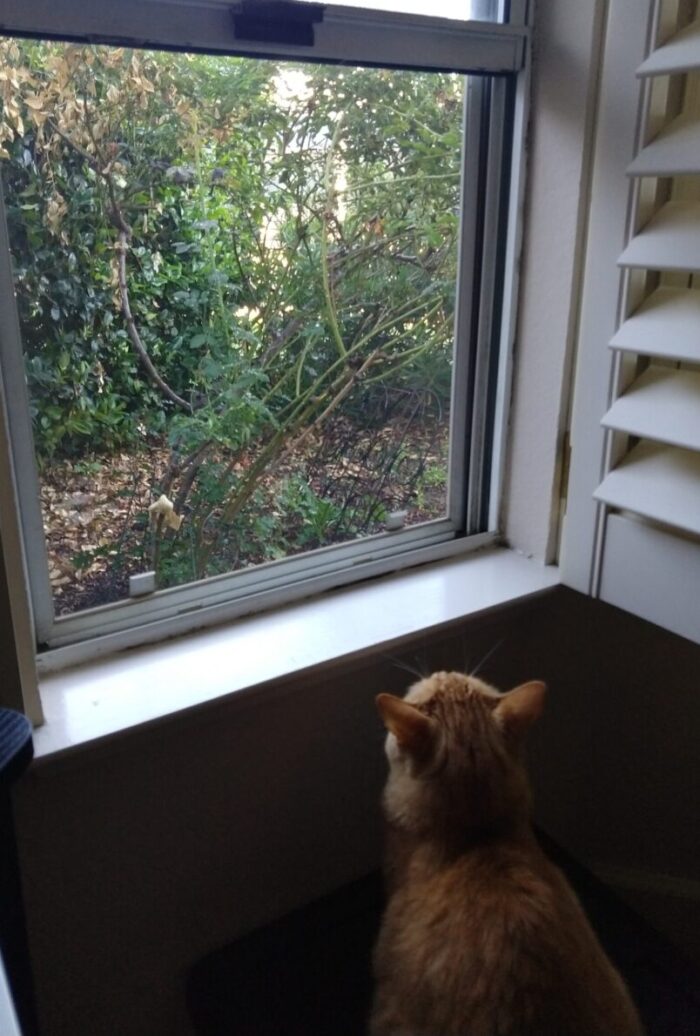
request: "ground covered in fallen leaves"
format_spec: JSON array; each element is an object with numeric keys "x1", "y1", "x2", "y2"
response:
[{"x1": 41, "y1": 416, "x2": 448, "y2": 616}]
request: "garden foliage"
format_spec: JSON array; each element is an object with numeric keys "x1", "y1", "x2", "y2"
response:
[{"x1": 0, "y1": 39, "x2": 461, "y2": 595}]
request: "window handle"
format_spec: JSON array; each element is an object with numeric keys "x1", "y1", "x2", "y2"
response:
[{"x1": 231, "y1": 1, "x2": 325, "y2": 47}]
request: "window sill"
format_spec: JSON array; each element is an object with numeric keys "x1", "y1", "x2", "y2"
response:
[{"x1": 32, "y1": 547, "x2": 559, "y2": 763}]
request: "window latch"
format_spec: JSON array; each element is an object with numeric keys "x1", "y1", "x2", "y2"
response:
[{"x1": 231, "y1": 2, "x2": 325, "y2": 47}]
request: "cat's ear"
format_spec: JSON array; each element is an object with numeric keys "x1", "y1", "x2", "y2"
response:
[
  {"x1": 494, "y1": 680, "x2": 547, "y2": 739},
  {"x1": 376, "y1": 693, "x2": 437, "y2": 756}
]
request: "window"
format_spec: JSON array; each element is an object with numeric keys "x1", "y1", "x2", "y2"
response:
[{"x1": 0, "y1": 0, "x2": 529, "y2": 665}]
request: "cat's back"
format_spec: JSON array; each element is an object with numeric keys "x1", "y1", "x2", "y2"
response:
[{"x1": 372, "y1": 839, "x2": 644, "y2": 1036}]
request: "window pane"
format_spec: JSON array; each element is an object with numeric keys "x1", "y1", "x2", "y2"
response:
[
  {"x1": 1, "y1": 40, "x2": 464, "y2": 616},
  {"x1": 295, "y1": 0, "x2": 504, "y2": 22}
]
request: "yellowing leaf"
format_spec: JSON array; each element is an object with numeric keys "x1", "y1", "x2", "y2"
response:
[{"x1": 148, "y1": 494, "x2": 183, "y2": 531}]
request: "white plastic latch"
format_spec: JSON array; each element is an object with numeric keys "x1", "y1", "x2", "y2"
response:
[
  {"x1": 129, "y1": 571, "x2": 157, "y2": 598},
  {"x1": 385, "y1": 510, "x2": 407, "y2": 531}
]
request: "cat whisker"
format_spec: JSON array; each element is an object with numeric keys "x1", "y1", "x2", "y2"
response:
[
  {"x1": 384, "y1": 654, "x2": 426, "y2": 681},
  {"x1": 470, "y1": 638, "x2": 504, "y2": 679}
]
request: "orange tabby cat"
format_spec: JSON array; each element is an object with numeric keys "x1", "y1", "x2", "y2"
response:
[{"x1": 371, "y1": 672, "x2": 643, "y2": 1036}]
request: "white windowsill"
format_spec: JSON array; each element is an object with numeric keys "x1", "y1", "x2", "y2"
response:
[{"x1": 32, "y1": 547, "x2": 559, "y2": 762}]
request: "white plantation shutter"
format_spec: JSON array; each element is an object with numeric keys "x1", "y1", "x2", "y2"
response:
[
  {"x1": 634, "y1": 15, "x2": 700, "y2": 76},
  {"x1": 563, "y1": 0, "x2": 700, "y2": 644}
]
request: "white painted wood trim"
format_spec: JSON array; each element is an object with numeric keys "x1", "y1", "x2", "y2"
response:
[
  {"x1": 39, "y1": 533, "x2": 497, "y2": 668},
  {"x1": 32, "y1": 548, "x2": 559, "y2": 760}
]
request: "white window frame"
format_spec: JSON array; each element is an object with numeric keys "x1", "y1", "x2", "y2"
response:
[{"x1": 0, "y1": 0, "x2": 531, "y2": 672}]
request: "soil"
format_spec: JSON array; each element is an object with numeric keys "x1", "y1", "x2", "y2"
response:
[
  {"x1": 41, "y1": 416, "x2": 448, "y2": 616},
  {"x1": 40, "y1": 448, "x2": 165, "y2": 615}
]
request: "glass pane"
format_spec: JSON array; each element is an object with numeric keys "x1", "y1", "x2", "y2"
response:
[
  {"x1": 296, "y1": 0, "x2": 504, "y2": 22},
  {"x1": 0, "y1": 39, "x2": 464, "y2": 615}
]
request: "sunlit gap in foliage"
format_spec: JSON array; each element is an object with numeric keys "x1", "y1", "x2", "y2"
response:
[{"x1": 293, "y1": 0, "x2": 490, "y2": 20}]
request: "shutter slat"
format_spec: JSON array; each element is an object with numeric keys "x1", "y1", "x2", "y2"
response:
[
  {"x1": 594, "y1": 441, "x2": 700, "y2": 536},
  {"x1": 618, "y1": 201, "x2": 700, "y2": 271},
  {"x1": 602, "y1": 367, "x2": 700, "y2": 451},
  {"x1": 610, "y1": 287, "x2": 700, "y2": 361},
  {"x1": 637, "y1": 18, "x2": 700, "y2": 77},
  {"x1": 627, "y1": 112, "x2": 700, "y2": 176}
]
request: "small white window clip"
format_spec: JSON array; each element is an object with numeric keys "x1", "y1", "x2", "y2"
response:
[{"x1": 129, "y1": 571, "x2": 157, "y2": 598}]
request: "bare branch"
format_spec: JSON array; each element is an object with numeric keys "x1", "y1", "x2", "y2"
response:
[
  {"x1": 116, "y1": 231, "x2": 192, "y2": 413},
  {"x1": 49, "y1": 112, "x2": 194, "y2": 414}
]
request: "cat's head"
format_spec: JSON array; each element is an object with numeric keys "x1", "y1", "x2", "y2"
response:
[{"x1": 376, "y1": 672, "x2": 546, "y2": 841}]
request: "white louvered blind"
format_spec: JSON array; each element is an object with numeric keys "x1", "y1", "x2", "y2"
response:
[{"x1": 591, "y1": 1, "x2": 700, "y2": 644}]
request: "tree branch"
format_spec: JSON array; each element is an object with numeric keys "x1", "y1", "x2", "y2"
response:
[
  {"x1": 260, "y1": 313, "x2": 305, "y2": 368},
  {"x1": 116, "y1": 231, "x2": 192, "y2": 412},
  {"x1": 320, "y1": 113, "x2": 347, "y2": 360},
  {"x1": 50, "y1": 115, "x2": 193, "y2": 413}
]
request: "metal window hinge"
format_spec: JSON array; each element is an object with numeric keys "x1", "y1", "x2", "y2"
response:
[{"x1": 232, "y1": 2, "x2": 325, "y2": 47}]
